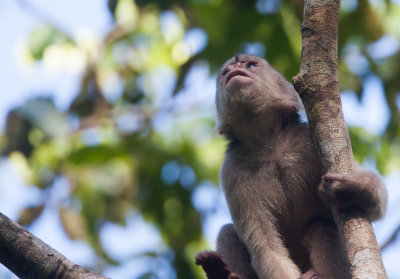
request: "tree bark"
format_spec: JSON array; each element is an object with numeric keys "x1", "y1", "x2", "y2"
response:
[
  {"x1": 292, "y1": 0, "x2": 387, "y2": 278},
  {"x1": 0, "y1": 212, "x2": 108, "y2": 279}
]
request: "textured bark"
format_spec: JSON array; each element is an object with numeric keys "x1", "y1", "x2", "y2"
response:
[
  {"x1": 0, "y1": 212, "x2": 108, "y2": 279},
  {"x1": 292, "y1": 0, "x2": 387, "y2": 278}
]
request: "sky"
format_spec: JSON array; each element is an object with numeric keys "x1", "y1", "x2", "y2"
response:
[
  {"x1": 0, "y1": 0, "x2": 400, "y2": 278},
  {"x1": 0, "y1": 1, "x2": 226, "y2": 278},
  {"x1": 0, "y1": 0, "x2": 111, "y2": 130}
]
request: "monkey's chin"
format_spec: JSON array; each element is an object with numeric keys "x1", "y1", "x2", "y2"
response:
[{"x1": 225, "y1": 76, "x2": 254, "y2": 94}]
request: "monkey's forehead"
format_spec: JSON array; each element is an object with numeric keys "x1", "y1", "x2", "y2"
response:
[
  {"x1": 221, "y1": 54, "x2": 267, "y2": 68},
  {"x1": 217, "y1": 54, "x2": 268, "y2": 78}
]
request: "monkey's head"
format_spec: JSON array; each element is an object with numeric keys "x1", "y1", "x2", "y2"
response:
[{"x1": 216, "y1": 54, "x2": 301, "y2": 134}]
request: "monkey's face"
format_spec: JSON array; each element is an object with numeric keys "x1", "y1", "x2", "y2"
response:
[
  {"x1": 215, "y1": 55, "x2": 302, "y2": 134},
  {"x1": 217, "y1": 54, "x2": 266, "y2": 102},
  {"x1": 216, "y1": 55, "x2": 266, "y2": 126}
]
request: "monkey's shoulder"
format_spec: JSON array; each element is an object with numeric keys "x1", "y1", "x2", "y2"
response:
[{"x1": 227, "y1": 122, "x2": 316, "y2": 163}]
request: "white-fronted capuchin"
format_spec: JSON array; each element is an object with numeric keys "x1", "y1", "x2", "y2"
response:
[{"x1": 196, "y1": 54, "x2": 387, "y2": 279}]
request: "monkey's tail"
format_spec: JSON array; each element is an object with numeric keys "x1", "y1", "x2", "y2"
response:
[{"x1": 195, "y1": 250, "x2": 242, "y2": 279}]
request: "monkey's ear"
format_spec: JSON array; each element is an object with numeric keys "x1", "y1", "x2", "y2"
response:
[
  {"x1": 215, "y1": 122, "x2": 226, "y2": 135},
  {"x1": 216, "y1": 127, "x2": 226, "y2": 135}
]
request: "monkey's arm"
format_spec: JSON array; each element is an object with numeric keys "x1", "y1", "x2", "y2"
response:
[
  {"x1": 231, "y1": 211, "x2": 303, "y2": 279},
  {"x1": 318, "y1": 170, "x2": 387, "y2": 221},
  {"x1": 220, "y1": 160, "x2": 304, "y2": 279}
]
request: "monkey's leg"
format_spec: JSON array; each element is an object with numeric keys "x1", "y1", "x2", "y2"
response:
[
  {"x1": 304, "y1": 222, "x2": 351, "y2": 279},
  {"x1": 216, "y1": 224, "x2": 258, "y2": 279}
]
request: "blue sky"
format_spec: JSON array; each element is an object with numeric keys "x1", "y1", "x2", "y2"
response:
[{"x1": 0, "y1": 0, "x2": 111, "y2": 130}]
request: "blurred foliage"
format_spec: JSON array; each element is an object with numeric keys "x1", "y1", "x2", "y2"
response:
[{"x1": 2, "y1": 0, "x2": 400, "y2": 278}]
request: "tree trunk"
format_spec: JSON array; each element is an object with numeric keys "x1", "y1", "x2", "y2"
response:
[{"x1": 292, "y1": 0, "x2": 387, "y2": 278}]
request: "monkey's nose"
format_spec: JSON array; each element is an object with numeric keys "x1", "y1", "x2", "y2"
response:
[{"x1": 226, "y1": 62, "x2": 244, "y2": 71}]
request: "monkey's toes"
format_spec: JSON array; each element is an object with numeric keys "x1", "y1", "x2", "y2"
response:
[
  {"x1": 301, "y1": 269, "x2": 323, "y2": 279},
  {"x1": 195, "y1": 251, "x2": 223, "y2": 267},
  {"x1": 195, "y1": 250, "x2": 240, "y2": 279}
]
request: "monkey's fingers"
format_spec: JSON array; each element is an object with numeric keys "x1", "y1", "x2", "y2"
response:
[
  {"x1": 322, "y1": 172, "x2": 361, "y2": 187},
  {"x1": 195, "y1": 251, "x2": 242, "y2": 279}
]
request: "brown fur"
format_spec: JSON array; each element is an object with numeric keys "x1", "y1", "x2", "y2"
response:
[{"x1": 197, "y1": 54, "x2": 387, "y2": 279}]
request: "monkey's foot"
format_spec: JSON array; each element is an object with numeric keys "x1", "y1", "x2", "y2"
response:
[
  {"x1": 195, "y1": 251, "x2": 242, "y2": 279},
  {"x1": 300, "y1": 269, "x2": 323, "y2": 279}
]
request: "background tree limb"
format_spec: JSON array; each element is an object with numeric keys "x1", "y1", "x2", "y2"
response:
[
  {"x1": 292, "y1": 0, "x2": 387, "y2": 278},
  {"x1": 0, "y1": 212, "x2": 108, "y2": 279}
]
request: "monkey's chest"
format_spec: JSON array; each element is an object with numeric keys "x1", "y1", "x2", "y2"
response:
[{"x1": 225, "y1": 160, "x2": 314, "y2": 214}]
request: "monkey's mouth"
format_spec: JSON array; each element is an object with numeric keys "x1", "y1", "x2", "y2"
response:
[{"x1": 225, "y1": 70, "x2": 250, "y2": 85}]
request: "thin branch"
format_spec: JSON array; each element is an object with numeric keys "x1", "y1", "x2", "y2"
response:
[
  {"x1": 380, "y1": 223, "x2": 400, "y2": 251},
  {"x1": 15, "y1": 0, "x2": 74, "y2": 39}
]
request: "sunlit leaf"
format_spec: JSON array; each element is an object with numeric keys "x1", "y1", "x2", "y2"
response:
[
  {"x1": 60, "y1": 207, "x2": 88, "y2": 240},
  {"x1": 18, "y1": 204, "x2": 45, "y2": 226},
  {"x1": 28, "y1": 25, "x2": 71, "y2": 60}
]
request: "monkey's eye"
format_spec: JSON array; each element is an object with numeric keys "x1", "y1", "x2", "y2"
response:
[{"x1": 246, "y1": 62, "x2": 257, "y2": 69}]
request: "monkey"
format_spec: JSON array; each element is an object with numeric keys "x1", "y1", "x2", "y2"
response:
[{"x1": 196, "y1": 54, "x2": 387, "y2": 279}]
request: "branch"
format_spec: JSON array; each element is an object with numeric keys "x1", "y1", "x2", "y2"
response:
[
  {"x1": 0, "y1": 212, "x2": 108, "y2": 279},
  {"x1": 292, "y1": 0, "x2": 387, "y2": 278},
  {"x1": 15, "y1": 0, "x2": 73, "y2": 39},
  {"x1": 380, "y1": 222, "x2": 400, "y2": 251}
]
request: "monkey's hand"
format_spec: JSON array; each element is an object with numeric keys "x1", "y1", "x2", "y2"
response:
[
  {"x1": 196, "y1": 251, "x2": 242, "y2": 279},
  {"x1": 318, "y1": 170, "x2": 387, "y2": 221}
]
